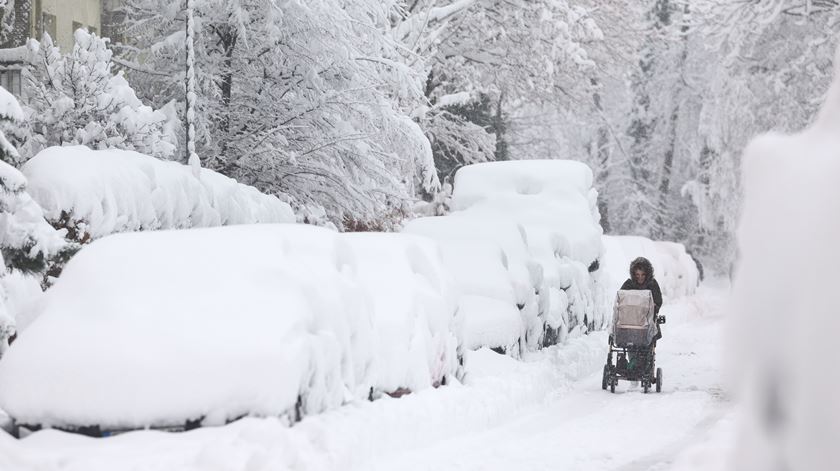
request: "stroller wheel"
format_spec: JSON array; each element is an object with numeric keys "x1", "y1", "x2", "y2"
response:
[
  {"x1": 609, "y1": 375, "x2": 616, "y2": 393},
  {"x1": 601, "y1": 365, "x2": 609, "y2": 390},
  {"x1": 643, "y1": 379, "x2": 650, "y2": 394},
  {"x1": 656, "y1": 368, "x2": 663, "y2": 393}
]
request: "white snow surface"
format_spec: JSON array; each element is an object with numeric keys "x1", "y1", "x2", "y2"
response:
[
  {"x1": 0, "y1": 281, "x2": 732, "y2": 471},
  {"x1": 728, "y1": 45, "x2": 840, "y2": 471},
  {"x1": 452, "y1": 160, "x2": 602, "y2": 267},
  {"x1": 0, "y1": 224, "x2": 461, "y2": 430},
  {"x1": 0, "y1": 86, "x2": 24, "y2": 122},
  {"x1": 21, "y1": 146, "x2": 295, "y2": 239}
]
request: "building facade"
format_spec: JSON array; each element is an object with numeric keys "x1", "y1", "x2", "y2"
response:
[
  {"x1": 31, "y1": 0, "x2": 102, "y2": 51},
  {"x1": 0, "y1": 0, "x2": 104, "y2": 96}
]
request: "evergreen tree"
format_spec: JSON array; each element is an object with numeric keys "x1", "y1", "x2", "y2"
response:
[{"x1": 0, "y1": 85, "x2": 74, "y2": 352}]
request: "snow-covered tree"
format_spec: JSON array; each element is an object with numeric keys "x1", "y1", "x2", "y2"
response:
[
  {"x1": 113, "y1": 0, "x2": 438, "y2": 229},
  {"x1": 21, "y1": 30, "x2": 178, "y2": 160},
  {"x1": 0, "y1": 85, "x2": 74, "y2": 352},
  {"x1": 0, "y1": 0, "x2": 30, "y2": 48},
  {"x1": 0, "y1": 87, "x2": 72, "y2": 273},
  {"x1": 679, "y1": 0, "x2": 840, "y2": 268},
  {"x1": 392, "y1": 1, "x2": 603, "y2": 179}
]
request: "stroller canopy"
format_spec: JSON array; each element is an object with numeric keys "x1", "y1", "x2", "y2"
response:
[{"x1": 612, "y1": 290, "x2": 657, "y2": 347}]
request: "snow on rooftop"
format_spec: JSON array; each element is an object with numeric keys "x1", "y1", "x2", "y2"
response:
[
  {"x1": 21, "y1": 146, "x2": 295, "y2": 240},
  {"x1": 0, "y1": 45, "x2": 31, "y2": 65}
]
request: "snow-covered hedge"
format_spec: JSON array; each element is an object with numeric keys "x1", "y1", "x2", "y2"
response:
[
  {"x1": 406, "y1": 160, "x2": 606, "y2": 354},
  {"x1": 601, "y1": 235, "x2": 699, "y2": 302},
  {"x1": 0, "y1": 224, "x2": 460, "y2": 431},
  {"x1": 21, "y1": 146, "x2": 295, "y2": 241}
]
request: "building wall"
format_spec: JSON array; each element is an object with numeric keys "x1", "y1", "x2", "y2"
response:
[{"x1": 32, "y1": 0, "x2": 101, "y2": 51}]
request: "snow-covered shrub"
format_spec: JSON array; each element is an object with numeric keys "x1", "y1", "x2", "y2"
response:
[
  {"x1": 450, "y1": 160, "x2": 606, "y2": 344},
  {"x1": 0, "y1": 87, "x2": 72, "y2": 356},
  {"x1": 0, "y1": 224, "x2": 461, "y2": 431},
  {"x1": 22, "y1": 30, "x2": 177, "y2": 159},
  {"x1": 21, "y1": 146, "x2": 295, "y2": 242}
]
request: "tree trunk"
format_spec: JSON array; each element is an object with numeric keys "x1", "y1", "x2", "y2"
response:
[
  {"x1": 654, "y1": 2, "x2": 690, "y2": 239},
  {"x1": 591, "y1": 78, "x2": 611, "y2": 233},
  {"x1": 218, "y1": 25, "x2": 237, "y2": 161}
]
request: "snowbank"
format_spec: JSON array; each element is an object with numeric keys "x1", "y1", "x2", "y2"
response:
[
  {"x1": 729, "y1": 47, "x2": 840, "y2": 471},
  {"x1": 601, "y1": 235, "x2": 699, "y2": 302},
  {"x1": 0, "y1": 224, "x2": 460, "y2": 431},
  {"x1": 21, "y1": 146, "x2": 295, "y2": 241}
]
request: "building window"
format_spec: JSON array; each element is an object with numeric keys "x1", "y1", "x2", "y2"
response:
[
  {"x1": 41, "y1": 12, "x2": 57, "y2": 41},
  {"x1": 89, "y1": 26, "x2": 98, "y2": 36},
  {"x1": 0, "y1": 69, "x2": 22, "y2": 97}
]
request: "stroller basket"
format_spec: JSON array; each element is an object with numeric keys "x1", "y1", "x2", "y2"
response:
[{"x1": 612, "y1": 290, "x2": 657, "y2": 347}]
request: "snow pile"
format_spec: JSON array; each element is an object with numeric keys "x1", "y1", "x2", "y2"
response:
[
  {"x1": 0, "y1": 224, "x2": 460, "y2": 431},
  {"x1": 21, "y1": 146, "x2": 295, "y2": 241},
  {"x1": 729, "y1": 47, "x2": 840, "y2": 471},
  {"x1": 450, "y1": 160, "x2": 606, "y2": 345},
  {"x1": 601, "y1": 235, "x2": 699, "y2": 301}
]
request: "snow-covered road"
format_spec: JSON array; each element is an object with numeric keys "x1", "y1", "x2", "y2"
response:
[
  {"x1": 0, "y1": 281, "x2": 734, "y2": 471},
  {"x1": 353, "y1": 281, "x2": 733, "y2": 471}
]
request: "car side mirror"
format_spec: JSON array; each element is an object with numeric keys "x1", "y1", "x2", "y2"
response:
[{"x1": 657, "y1": 316, "x2": 667, "y2": 325}]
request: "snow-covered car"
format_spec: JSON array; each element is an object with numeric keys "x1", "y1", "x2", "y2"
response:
[
  {"x1": 450, "y1": 160, "x2": 607, "y2": 342},
  {"x1": 0, "y1": 224, "x2": 461, "y2": 435},
  {"x1": 403, "y1": 216, "x2": 530, "y2": 356}
]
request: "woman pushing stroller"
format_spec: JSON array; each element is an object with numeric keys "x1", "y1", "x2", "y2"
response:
[{"x1": 602, "y1": 256, "x2": 666, "y2": 393}]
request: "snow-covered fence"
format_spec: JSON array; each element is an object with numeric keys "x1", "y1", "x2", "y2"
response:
[
  {"x1": 21, "y1": 146, "x2": 295, "y2": 243},
  {"x1": 601, "y1": 235, "x2": 700, "y2": 303},
  {"x1": 406, "y1": 160, "x2": 606, "y2": 355},
  {"x1": 0, "y1": 224, "x2": 461, "y2": 432}
]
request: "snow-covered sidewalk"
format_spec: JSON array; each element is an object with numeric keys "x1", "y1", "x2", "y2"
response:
[{"x1": 0, "y1": 281, "x2": 732, "y2": 471}]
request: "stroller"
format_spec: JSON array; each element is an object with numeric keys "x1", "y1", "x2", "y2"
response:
[{"x1": 602, "y1": 290, "x2": 666, "y2": 393}]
